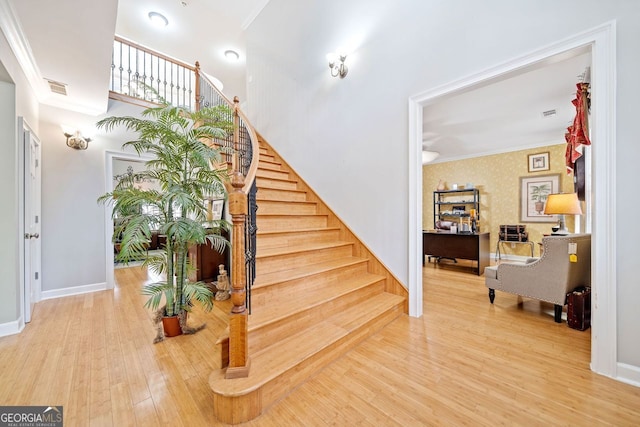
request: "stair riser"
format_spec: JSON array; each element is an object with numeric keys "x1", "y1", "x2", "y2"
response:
[
  {"x1": 256, "y1": 245, "x2": 353, "y2": 275},
  {"x1": 259, "y1": 153, "x2": 276, "y2": 162},
  {"x1": 257, "y1": 229, "x2": 340, "y2": 250},
  {"x1": 257, "y1": 188, "x2": 307, "y2": 202},
  {"x1": 257, "y1": 201, "x2": 317, "y2": 215},
  {"x1": 252, "y1": 261, "x2": 370, "y2": 303},
  {"x1": 256, "y1": 215, "x2": 327, "y2": 232},
  {"x1": 249, "y1": 280, "x2": 385, "y2": 353},
  {"x1": 257, "y1": 161, "x2": 282, "y2": 171},
  {"x1": 210, "y1": 297, "x2": 404, "y2": 424},
  {"x1": 257, "y1": 169, "x2": 290, "y2": 180},
  {"x1": 225, "y1": 302, "x2": 404, "y2": 423},
  {"x1": 257, "y1": 177, "x2": 297, "y2": 191}
]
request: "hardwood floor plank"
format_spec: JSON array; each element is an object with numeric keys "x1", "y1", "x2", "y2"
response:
[
  {"x1": 110, "y1": 382, "x2": 136, "y2": 427},
  {"x1": 0, "y1": 264, "x2": 638, "y2": 425},
  {"x1": 133, "y1": 397, "x2": 161, "y2": 427},
  {"x1": 121, "y1": 337, "x2": 152, "y2": 405},
  {"x1": 89, "y1": 293, "x2": 114, "y2": 426}
]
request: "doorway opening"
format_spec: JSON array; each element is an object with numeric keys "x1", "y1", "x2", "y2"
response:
[
  {"x1": 104, "y1": 151, "x2": 154, "y2": 289},
  {"x1": 408, "y1": 22, "x2": 616, "y2": 378}
]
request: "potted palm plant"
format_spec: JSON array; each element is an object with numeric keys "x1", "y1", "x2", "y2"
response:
[{"x1": 98, "y1": 102, "x2": 233, "y2": 342}]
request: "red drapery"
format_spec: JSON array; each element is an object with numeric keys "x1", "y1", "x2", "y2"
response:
[{"x1": 565, "y1": 82, "x2": 591, "y2": 173}]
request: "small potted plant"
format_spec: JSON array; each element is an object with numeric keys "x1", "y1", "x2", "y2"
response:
[{"x1": 98, "y1": 102, "x2": 233, "y2": 342}]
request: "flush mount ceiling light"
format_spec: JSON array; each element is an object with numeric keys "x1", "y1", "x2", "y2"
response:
[
  {"x1": 422, "y1": 150, "x2": 440, "y2": 164},
  {"x1": 224, "y1": 50, "x2": 240, "y2": 61},
  {"x1": 148, "y1": 11, "x2": 169, "y2": 28}
]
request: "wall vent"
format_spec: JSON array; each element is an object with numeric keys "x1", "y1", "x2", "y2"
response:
[
  {"x1": 542, "y1": 109, "x2": 556, "y2": 117},
  {"x1": 46, "y1": 79, "x2": 68, "y2": 96}
]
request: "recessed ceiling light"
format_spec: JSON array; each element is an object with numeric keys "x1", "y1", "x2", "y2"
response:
[
  {"x1": 148, "y1": 12, "x2": 169, "y2": 28},
  {"x1": 224, "y1": 50, "x2": 240, "y2": 61}
]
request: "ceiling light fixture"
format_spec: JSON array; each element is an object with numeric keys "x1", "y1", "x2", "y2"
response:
[
  {"x1": 224, "y1": 50, "x2": 240, "y2": 61},
  {"x1": 148, "y1": 11, "x2": 169, "y2": 28},
  {"x1": 422, "y1": 151, "x2": 440, "y2": 164}
]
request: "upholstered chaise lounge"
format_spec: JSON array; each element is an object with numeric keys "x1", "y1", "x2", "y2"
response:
[{"x1": 484, "y1": 234, "x2": 591, "y2": 322}]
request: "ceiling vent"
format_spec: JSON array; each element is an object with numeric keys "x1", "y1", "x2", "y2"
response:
[
  {"x1": 542, "y1": 109, "x2": 557, "y2": 118},
  {"x1": 46, "y1": 79, "x2": 68, "y2": 96}
]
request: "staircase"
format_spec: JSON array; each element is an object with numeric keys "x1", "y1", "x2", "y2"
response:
[{"x1": 209, "y1": 137, "x2": 407, "y2": 424}]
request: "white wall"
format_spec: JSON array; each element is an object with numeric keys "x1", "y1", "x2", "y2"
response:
[
  {"x1": 0, "y1": 29, "x2": 38, "y2": 327},
  {"x1": 245, "y1": 1, "x2": 640, "y2": 371}
]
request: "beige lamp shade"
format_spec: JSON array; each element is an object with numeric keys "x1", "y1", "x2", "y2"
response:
[{"x1": 543, "y1": 193, "x2": 583, "y2": 215}]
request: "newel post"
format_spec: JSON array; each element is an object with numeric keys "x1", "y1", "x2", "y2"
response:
[
  {"x1": 225, "y1": 96, "x2": 250, "y2": 378},
  {"x1": 194, "y1": 61, "x2": 201, "y2": 111}
]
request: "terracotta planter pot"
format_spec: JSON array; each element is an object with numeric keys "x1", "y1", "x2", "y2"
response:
[{"x1": 161, "y1": 315, "x2": 183, "y2": 337}]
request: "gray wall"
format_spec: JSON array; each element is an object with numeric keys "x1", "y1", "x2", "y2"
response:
[
  {"x1": 0, "y1": 30, "x2": 38, "y2": 326},
  {"x1": 0, "y1": 77, "x2": 18, "y2": 324},
  {"x1": 245, "y1": 1, "x2": 640, "y2": 371},
  {"x1": 38, "y1": 102, "x2": 141, "y2": 294}
]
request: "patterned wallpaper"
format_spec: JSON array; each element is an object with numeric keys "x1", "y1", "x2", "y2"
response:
[{"x1": 422, "y1": 144, "x2": 577, "y2": 257}]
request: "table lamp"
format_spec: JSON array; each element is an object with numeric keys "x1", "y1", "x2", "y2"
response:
[{"x1": 543, "y1": 193, "x2": 582, "y2": 235}]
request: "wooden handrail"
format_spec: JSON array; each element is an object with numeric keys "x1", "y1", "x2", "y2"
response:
[
  {"x1": 114, "y1": 35, "x2": 196, "y2": 71},
  {"x1": 237, "y1": 109, "x2": 260, "y2": 194}
]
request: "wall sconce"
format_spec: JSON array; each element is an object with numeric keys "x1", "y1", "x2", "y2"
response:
[
  {"x1": 327, "y1": 52, "x2": 348, "y2": 78},
  {"x1": 64, "y1": 131, "x2": 91, "y2": 150}
]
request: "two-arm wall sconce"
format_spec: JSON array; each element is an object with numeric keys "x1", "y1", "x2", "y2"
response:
[
  {"x1": 327, "y1": 52, "x2": 348, "y2": 78},
  {"x1": 64, "y1": 131, "x2": 91, "y2": 150}
]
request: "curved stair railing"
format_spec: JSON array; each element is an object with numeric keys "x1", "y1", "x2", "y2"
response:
[
  {"x1": 198, "y1": 71, "x2": 258, "y2": 378},
  {"x1": 109, "y1": 37, "x2": 258, "y2": 378}
]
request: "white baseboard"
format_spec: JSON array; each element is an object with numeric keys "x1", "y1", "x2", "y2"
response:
[
  {"x1": 40, "y1": 282, "x2": 107, "y2": 300},
  {"x1": 616, "y1": 363, "x2": 640, "y2": 388},
  {"x1": 0, "y1": 316, "x2": 25, "y2": 337}
]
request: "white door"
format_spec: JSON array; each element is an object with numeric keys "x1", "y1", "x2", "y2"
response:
[{"x1": 23, "y1": 122, "x2": 41, "y2": 323}]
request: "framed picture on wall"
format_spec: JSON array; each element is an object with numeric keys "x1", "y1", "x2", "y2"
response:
[
  {"x1": 528, "y1": 152, "x2": 550, "y2": 172},
  {"x1": 520, "y1": 174, "x2": 560, "y2": 222},
  {"x1": 207, "y1": 199, "x2": 225, "y2": 221}
]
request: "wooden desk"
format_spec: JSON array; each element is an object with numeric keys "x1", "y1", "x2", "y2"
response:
[{"x1": 422, "y1": 231, "x2": 490, "y2": 276}]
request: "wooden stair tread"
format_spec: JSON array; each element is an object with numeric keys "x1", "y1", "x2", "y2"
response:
[
  {"x1": 257, "y1": 226, "x2": 340, "y2": 237},
  {"x1": 256, "y1": 176, "x2": 298, "y2": 185},
  {"x1": 257, "y1": 163, "x2": 283, "y2": 171},
  {"x1": 256, "y1": 187, "x2": 306, "y2": 194},
  {"x1": 249, "y1": 272, "x2": 385, "y2": 328},
  {"x1": 255, "y1": 198, "x2": 316, "y2": 206},
  {"x1": 257, "y1": 213, "x2": 326, "y2": 218},
  {"x1": 210, "y1": 293, "x2": 404, "y2": 396},
  {"x1": 253, "y1": 256, "x2": 367, "y2": 288},
  {"x1": 256, "y1": 241, "x2": 353, "y2": 259}
]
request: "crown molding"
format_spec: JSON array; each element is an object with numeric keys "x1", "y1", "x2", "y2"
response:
[
  {"x1": 241, "y1": 0, "x2": 270, "y2": 30},
  {"x1": 0, "y1": 0, "x2": 48, "y2": 99}
]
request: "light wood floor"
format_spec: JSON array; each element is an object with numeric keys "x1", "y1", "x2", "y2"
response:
[{"x1": 1, "y1": 261, "x2": 639, "y2": 426}]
